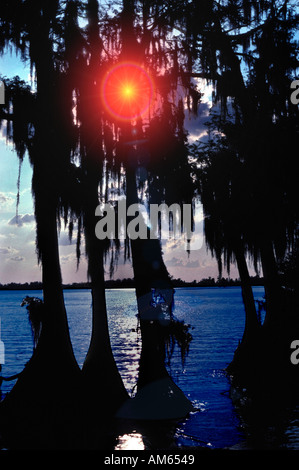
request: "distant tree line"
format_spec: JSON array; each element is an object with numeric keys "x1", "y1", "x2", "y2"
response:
[{"x1": 0, "y1": 275, "x2": 265, "y2": 290}]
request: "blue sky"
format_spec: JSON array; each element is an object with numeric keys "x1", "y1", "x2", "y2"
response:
[{"x1": 0, "y1": 51, "x2": 246, "y2": 284}]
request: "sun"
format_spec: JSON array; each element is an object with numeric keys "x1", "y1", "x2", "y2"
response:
[
  {"x1": 122, "y1": 84, "x2": 134, "y2": 98},
  {"x1": 102, "y1": 62, "x2": 154, "y2": 121}
]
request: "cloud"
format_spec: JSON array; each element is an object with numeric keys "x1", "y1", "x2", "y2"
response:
[
  {"x1": 0, "y1": 191, "x2": 15, "y2": 210},
  {"x1": 0, "y1": 126, "x2": 8, "y2": 144},
  {"x1": 21, "y1": 213, "x2": 35, "y2": 224},
  {"x1": 185, "y1": 101, "x2": 212, "y2": 143},
  {"x1": 0, "y1": 193, "x2": 13, "y2": 204},
  {"x1": 0, "y1": 246, "x2": 18, "y2": 255},
  {"x1": 60, "y1": 253, "x2": 78, "y2": 265},
  {"x1": 10, "y1": 255, "x2": 24, "y2": 262},
  {"x1": 8, "y1": 213, "x2": 35, "y2": 226},
  {"x1": 165, "y1": 257, "x2": 200, "y2": 269},
  {"x1": 185, "y1": 259, "x2": 200, "y2": 268},
  {"x1": 58, "y1": 232, "x2": 75, "y2": 246},
  {"x1": 166, "y1": 257, "x2": 183, "y2": 267},
  {"x1": 164, "y1": 238, "x2": 184, "y2": 251}
]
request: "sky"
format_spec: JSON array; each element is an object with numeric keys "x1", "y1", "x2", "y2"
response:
[{"x1": 0, "y1": 51, "x2": 247, "y2": 285}]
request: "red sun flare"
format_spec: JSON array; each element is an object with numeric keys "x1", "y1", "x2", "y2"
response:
[{"x1": 102, "y1": 62, "x2": 154, "y2": 121}]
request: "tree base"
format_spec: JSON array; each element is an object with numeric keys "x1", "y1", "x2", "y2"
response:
[
  {"x1": 116, "y1": 377, "x2": 195, "y2": 421},
  {"x1": 226, "y1": 320, "x2": 299, "y2": 407}
]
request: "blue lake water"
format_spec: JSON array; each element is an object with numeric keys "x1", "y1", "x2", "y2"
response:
[{"x1": 1, "y1": 286, "x2": 299, "y2": 450}]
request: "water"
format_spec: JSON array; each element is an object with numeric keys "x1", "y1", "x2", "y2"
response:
[{"x1": 0, "y1": 286, "x2": 298, "y2": 450}]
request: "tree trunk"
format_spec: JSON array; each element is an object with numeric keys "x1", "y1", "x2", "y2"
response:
[
  {"x1": 115, "y1": 0, "x2": 193, "y2": 420},
  {"x1": 116, "y1": 149, "x2": 194, "y2": 420},
  {"x1": 234, "y1": 239, "x2": 260, "y2": 343},
  {"x1": 227, "y1": 238, "x2": 260, "y2": 377},
  {"x1": 0, "y1": 195, "x2": 83, "y2": 449},
  {"x1": 77, "y1": 0, "x2": 129, "y2": 421},
  {"x1": 0, "y1": 23, "x2": 82, "y2": 448},
  {"x1": 82, "y1": 191, "x2": 129, "y2": 415},
  {"x1": 131, "y1": 237, "x2": 174, "y2": 389},
  {"x1": 125, "y1": 155, "x2": 172, "y2": 386},
  {"x1": 260, "y1": 238, "x2": 285, "y2": 330}
]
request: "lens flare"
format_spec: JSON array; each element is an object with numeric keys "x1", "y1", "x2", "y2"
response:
[
  {"x1": 102, "y1": 62, "x2": 154, "y2": 121},
  {"x1": 123, "y1": 85, "x2": 134, "y2": 97}
]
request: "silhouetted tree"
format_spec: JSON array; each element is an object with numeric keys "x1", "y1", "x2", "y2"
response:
[
  {"x1": 192, "y1": 134, "x2": 261, "y2": 346},
  {"x1": 188, "y1": 0, "x2": 299, "y2": 396},
  {"x1": 0, "y1": 1, "x2": 83, "y2": 448},
  {"x1": 100, "y1": 0, "x2": 196, "y2": 417},
  {"x1": 61, "y1": 0, "x2": 129, "y2": 414}
]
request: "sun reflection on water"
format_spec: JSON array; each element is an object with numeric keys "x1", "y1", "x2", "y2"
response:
[{"x1": 115, "y1": 432, "x2": 145, "y2": 450}]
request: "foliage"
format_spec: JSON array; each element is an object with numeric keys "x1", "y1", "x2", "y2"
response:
[
  {"x1": 188, "y1": 0, "x2": 299, "y2": 285},
  {"x1": 164, "y1": 318, "x2": 193, "y2": 369},
  {"x1": 21, "y1": 296, "x2": 44, "y2": 349}
]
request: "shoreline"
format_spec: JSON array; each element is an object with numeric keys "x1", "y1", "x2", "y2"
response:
[{"x1": 0, "y1": 276, "x2": 265, "y2": 291}]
